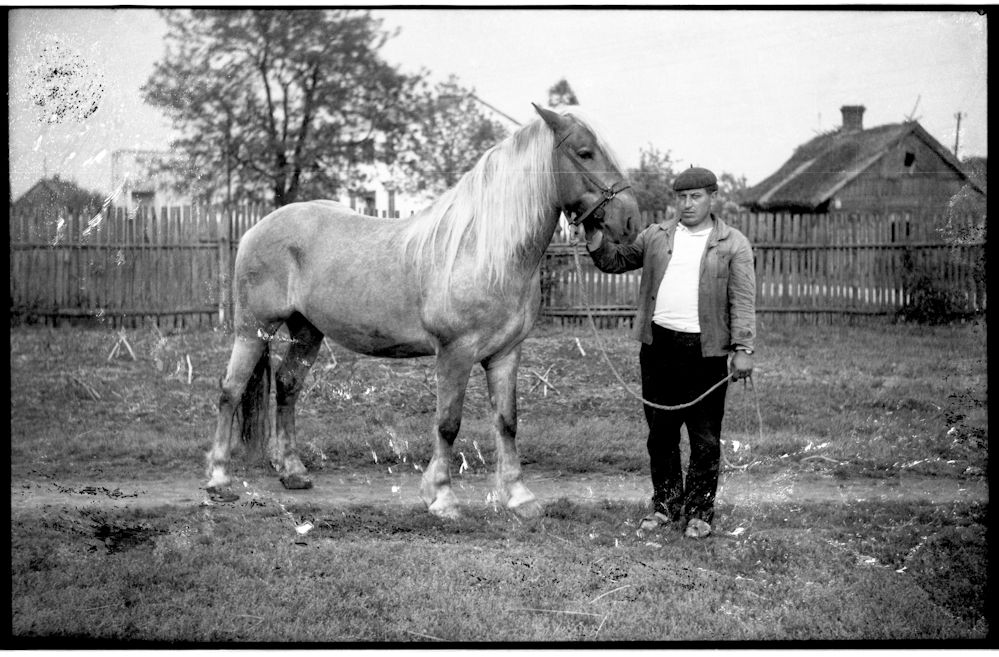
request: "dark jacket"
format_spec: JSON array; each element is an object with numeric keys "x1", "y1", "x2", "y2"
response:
[{"x1": 588, "y1": 215, "x2": 756, "y2": 356}]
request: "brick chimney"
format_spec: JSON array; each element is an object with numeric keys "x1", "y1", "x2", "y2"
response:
[{"x1": 841, "y1": 105, "x2": 866, "y2": 132}]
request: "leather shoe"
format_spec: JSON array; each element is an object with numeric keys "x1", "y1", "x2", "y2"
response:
[{"x1": 684, "y1": 518, "x2": 712, "y2": 539}]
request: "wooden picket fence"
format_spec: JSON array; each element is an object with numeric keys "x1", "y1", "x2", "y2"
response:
[
  {"x1": 9, "y1": 204, "x2": 266, "y2": 330},
  {"x1": 9, "y1": 204, "x2": 987, "y2": 330},
  {"x1": 544, "y1": 209, "x2": 986, "y2": 327}
]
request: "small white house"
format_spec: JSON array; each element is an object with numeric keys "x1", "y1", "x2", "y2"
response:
[
  {"x1": 110, "y1": 149, "x2": 190, "y2": 211},
  {"x1": 338, "y1": 161, "x2": 430, "y2": 219}
]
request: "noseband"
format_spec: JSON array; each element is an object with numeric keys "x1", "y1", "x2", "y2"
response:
[{"x1": 555, "y1": 131, "x2": 632, "y2": 227}]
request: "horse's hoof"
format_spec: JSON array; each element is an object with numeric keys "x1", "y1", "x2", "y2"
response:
[
  {"x1": 428, "y1": 502, "x2": 462, "y2": 520},
  {"x1": 280, "y1": 473, "x2": 313, "y2": 490},
  {"x1": 510, "y1": 498, "x2": 544, "y2": 519},
  {"x1": 206, "y1": 486, "x2": 240, "y2": 503}
]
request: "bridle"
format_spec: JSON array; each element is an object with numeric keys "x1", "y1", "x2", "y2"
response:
[{"x1": 554, "y1": 129, "x2": 632, "y2": 227}]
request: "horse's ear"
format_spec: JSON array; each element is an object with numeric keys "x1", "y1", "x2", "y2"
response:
[{"x1": 532, "y1": 103, "x2": 570, "y2": 134}]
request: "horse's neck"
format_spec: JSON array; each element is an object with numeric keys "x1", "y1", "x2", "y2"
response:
[{"x1": 515, "y1": 206, "x2": 562, "y2": 275}]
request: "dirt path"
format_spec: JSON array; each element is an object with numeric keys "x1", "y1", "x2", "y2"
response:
[{"x1": 10, "y1": 469, "x2": 987, "y2": 512}]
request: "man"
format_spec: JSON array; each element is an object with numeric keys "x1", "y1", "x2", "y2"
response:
[{"x1": 585, "y1": 166, "x2": 756, "y2": 539}]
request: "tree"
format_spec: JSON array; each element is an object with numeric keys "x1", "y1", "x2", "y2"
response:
[
  {"x1": 143, "y1": 9, "x2": 422, "y2": 207},
  {"x1": 390, "y1": 76, "x2": 509, "y2": 198},
  {"x1": 961, "y1": 156, "x2": 987, "y2": 194},
  {"x1": 626, "y1": 145, "x2": 749, "y2": 222},
  {"x1": 945, "y1": 155, "x2": 987, "y2": 228},
  {"x1": 627, "y1": 145, "x2": 677, "y2": 217},
  {"x1": 547, "y1": 78, "x2": 579, "y2": 107},
  {"x1": 715, "y1": 171, "x2": 749, "y2": 219}
]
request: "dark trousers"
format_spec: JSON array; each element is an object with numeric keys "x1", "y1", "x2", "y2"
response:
[{"x1": 640, "y1": 323, "x2": 728, "y2": 524}]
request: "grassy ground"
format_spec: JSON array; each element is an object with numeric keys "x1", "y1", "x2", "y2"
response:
[
  {"x1": 10, "y1": 318, "x2": 987, "y2": 479},
  {"x1": 9, "y1": 319, "x2": 990, "y2": 643},
  {"x1": 10, "y1": 495, "x2": 988, "y2": 642}
]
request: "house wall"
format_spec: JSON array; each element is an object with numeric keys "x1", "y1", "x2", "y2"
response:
[
  {"x1": 832, "y1": 134, "x2": 973, "y2": 213},
  {"x1": 111, "y1": 150, "x2": 191, "y2": 212},
  {"x1": 337, "y1": 162, "x2": 429, "y2": 218}
]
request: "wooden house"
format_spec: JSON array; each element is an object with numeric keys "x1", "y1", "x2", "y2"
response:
[
  {"x1": 111, "y1": 149, "x2": 191, "y2": 211},
  {"x1": 12, "y1": 175, "x2": 103, "y2": 215},
  {"x1": 740, "y1": 105, "x2": 985, "y2": 215},
  {"x1": 11, "y1": 176, "x2": 105, "y2": 241}
]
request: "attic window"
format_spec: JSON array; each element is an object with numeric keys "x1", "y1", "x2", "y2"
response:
[
  {"x1": 903, "y1": 151, "x2": 916, "y2": 168},
  {"x1": 131, "y1": 190, "x2": 154, "y2": 206}
]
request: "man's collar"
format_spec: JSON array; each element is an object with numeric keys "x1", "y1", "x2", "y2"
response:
[
  {"x1": 657, "y1": 214, "x2": 730, "y2": 241},
  {"x1": 677, "y1": 221, "x2": 712, "y2": 235}
]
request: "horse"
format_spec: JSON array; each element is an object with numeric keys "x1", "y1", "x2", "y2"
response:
[{"x1": 205, "y1": 104, "x2": 641, "y2": 519}]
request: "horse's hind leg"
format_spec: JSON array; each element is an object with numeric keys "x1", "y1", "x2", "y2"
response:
[
  {"x1": 420, "y1": 348, "x2": 473, "y2": 519},
  {"x1": 273, "y1": 313, "x2": 324, "y2": 490},
  {"x1": 206, "y1": 333, "x2": 270, "y2": 502},
  {"x1": 483, "y1": 345, "x2": 542, "y2": 518}
]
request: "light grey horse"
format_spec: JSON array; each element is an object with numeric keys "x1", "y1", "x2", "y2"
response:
[{"x1": 206, "y1": 104, "x2": 640, "y2": 518}]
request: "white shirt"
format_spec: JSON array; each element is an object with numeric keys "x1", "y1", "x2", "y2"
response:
[{"x1": 652, "y1": 223, "x2": 712, "y2": 332}]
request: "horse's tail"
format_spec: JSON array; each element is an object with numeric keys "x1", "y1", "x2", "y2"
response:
[{"x1": 238, "y1": 340, "x2": 272, "y2": 464}]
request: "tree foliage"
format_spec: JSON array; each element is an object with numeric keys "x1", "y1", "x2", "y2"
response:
[
  {"x1": 547, "y1": 78, "x2": 579, "y2": 107},
  {"x1": 390, "y1": 76, "x2": 509, "y2": 198},
  {"x1": 961, "y1": 156, "x2": 987, "y2": 194},
  {"x1": 627, "y1": 145, "x2": 677, "y2": 216},
  {"x1": 142, "y1": 9, "x2": 421, "y2": 207},
  {"x1": 715, "y1": 171, "x2": 749, "y2": 218},
  {"x1": 626, "y1": 145, "x2": 750, "y2": 221}
]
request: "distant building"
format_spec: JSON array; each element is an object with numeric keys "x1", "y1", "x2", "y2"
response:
[
  {"x1": 342, "y1": 95, "x2": 522, "y2": 219},
  {"x1": 340, "y1": 162, "x2": 427, "y2": 218},
  {"x1": 12, "y1": 175, "x2": 103, "y2": 215},
  {"x1": 11, "y1": 175, "x2": 104, "y2": 240},
  {"x1": 740, "y1": 105, "x2": 986, "y2": 215},
  {"x1": 110, "y1": 149, "x2": 190, "y2": 211}
]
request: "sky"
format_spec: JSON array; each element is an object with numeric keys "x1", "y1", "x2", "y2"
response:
[{"x1": 7, "y1": 7, "x2": 988, "y2": 200}]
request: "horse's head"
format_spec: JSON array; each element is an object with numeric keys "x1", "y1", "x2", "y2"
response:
[{"x1": 533, "y1": 104, "x2": 641, "y2": 245}]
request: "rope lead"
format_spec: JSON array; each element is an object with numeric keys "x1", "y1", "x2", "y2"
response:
[{"x1": 568, "y1": 237, "x2": 732, "y2": 411}]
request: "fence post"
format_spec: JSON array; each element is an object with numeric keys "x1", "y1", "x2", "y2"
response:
[{"x1": 218, "y1": 204, "x2": 233, "y2": 331}]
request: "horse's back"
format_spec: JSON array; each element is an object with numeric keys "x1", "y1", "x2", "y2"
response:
[
  {"x1": 238, "y1": 201, "x2": 402, "y2": 268},
  {"x1": 245, "y1": 199, "x2": 368, "y2": 239}
]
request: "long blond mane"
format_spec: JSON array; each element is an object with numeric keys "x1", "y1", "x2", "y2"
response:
[
  {"x1": 399, "y1": 116, "x2": 560, "y2": 289},
  {"x1": 400, "y1": 109, "x2": 624, "y2": 291}
]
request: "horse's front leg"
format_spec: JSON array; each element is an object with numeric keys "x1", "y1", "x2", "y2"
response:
[
  {"x1": 420, "y1": 349, "x2": 472, "y2": 519},
  {"x1": 483, "y1": 345, "x2": 542, "y2": 518}
]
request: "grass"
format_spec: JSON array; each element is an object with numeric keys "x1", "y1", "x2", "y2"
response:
[
  {"x1": 10, "y1": 318, "x2": 988, "y2": 479},
  {"x1": 11, "y1": 494, "x2": 988, "y2": 642},
  {"x1": 9, "y1": 318, "x2": 989, "y2": 643}
]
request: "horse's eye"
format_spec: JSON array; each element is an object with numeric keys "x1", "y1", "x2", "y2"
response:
[{"x1": 577, "y1": 149, "x2": 593, "y2": 160}]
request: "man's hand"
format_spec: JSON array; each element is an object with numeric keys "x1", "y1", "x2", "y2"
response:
[
  {"x1": 730, "y1": 351, "x2": 754, "y2": 381},
  {"x1": 584, "y1": 226, "x2": 603, "y2": 250}
]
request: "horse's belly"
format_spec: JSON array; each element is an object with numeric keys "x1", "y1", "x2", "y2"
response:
[
  {"x1": 330, "y1": 330, "x2": 435, "y2": 359},
  {"x1": 306, "y1": 309, "x2": 435, "y2": 359}
]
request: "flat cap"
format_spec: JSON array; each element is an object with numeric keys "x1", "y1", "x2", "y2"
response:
[{"x1": 673, "y1": 166, "x2": 718, "y2": 192}]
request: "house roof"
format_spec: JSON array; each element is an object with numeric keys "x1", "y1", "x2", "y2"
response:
[
  {"x1": 740, "y1": 120, "x2": 985, "y2": 212},
  {"x1": 13, "y1": 176, "x2": 103, "y2": 210}
]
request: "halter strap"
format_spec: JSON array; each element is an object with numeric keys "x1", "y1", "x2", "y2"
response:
[{"x1": 555, "y1": 130, "x2": 632, "y2": 226}]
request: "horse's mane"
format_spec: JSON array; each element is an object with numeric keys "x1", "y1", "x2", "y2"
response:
[{"x1": 400, "y1": 108, "x2": 619, "y2": 290}]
